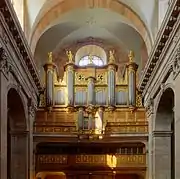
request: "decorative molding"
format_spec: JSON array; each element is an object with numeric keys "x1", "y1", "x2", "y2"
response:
[
  {"x1": 28, "y1": 97, "x2": 37, "y2": 119},
  {"x1": 173, "y1": 44, "x2": 180, "y2": 79},
  {"x1": 0, "y1": 0, "x2": 42, "y2": 91},
  {"x1": 0, "y1": 47, "x2": 10, "y2": 78},
  {"x1": 139, "y1": 0, "x2": 180, "y2": 92},
  {"x1": 145, "y1": 98, "x2": 154, "y2": 117},
  {"x1": 152, "y1": 130, "x2": 172, "y2": 137}
]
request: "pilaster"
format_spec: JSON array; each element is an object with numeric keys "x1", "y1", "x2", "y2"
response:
[
  {"x1": 145, "y1": 98, "x2": 154, "y2": 179},
  {"x1": 28, "y1": 99, "x2": 37, "y2": 179},
  {"x1": 0, "y1": 47, "x2": 9, "y2": 179}
]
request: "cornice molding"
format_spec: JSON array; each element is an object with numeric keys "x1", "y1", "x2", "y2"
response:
[
  {"x1": 152, "y1": 131, "x2": 173, "y2": 137},
  {"x1": 0, "y1": 0, "x2": 43, "y2": 91},
  {"x1": 139, "y1": 0, "x2": 180, "y2": 93}
]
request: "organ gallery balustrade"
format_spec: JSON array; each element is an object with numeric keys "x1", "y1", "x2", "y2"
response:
[{"x1": 36, "y1": 154, "x2": 146, "y2": 172}]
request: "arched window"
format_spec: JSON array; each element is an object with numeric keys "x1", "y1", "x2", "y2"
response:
[{"x1": 79, "y1": 55, "x2": 104, "y2": 66}]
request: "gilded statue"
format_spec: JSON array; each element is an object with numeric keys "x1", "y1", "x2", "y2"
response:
[
  {"x1": 48, "y1": 52, "x2": 53, "y2": 63},
  {"x1": 109, "y1": 50, "x2": 115, "y2": 63},
  {"x1": 128, "y1": 50, "x2": 135, "y2": 63},
  {"x1": 66, "y1": 50, "x2": 73, "y2": 63}
]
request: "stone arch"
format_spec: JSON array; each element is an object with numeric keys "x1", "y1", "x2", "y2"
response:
[
  {"x1": 30, "y1": 0, "x2": 152, "y2": 55},
  {"x1": 7, "y1": 88, "x2": 29, "y2": 179},
  {"x1": 153, "y1": 87, "x2": 175, "y2": 179},
  {"x1": 7, "y1": 83, "x2": 28, "y2": 124},
  {"x1": 154, "y1": 83, "x2": 175, "y2": 116}
]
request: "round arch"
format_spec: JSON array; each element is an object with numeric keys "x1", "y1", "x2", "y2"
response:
[
  {"x1": 30, "y1": 0, "x2": 152, "y2": 55},
  {"x1": 7, "y1": 84, "x2": 28, "y2": 124},
  {"x1": 154, "y1": 84, "x2": 175, "y2": 117},
  {"x1": 75, "y1": 44, "x2": 107, "y2": 65},
  {"x1": 7, "y1": 88, "x2": 29, "y2": 179},
  {"x1": 153, "y1": 87, "x2": 175, "y2": 179}
]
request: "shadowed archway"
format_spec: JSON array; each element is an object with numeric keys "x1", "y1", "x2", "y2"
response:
[
  {"x1": 7, "y1": 88, "x2": 28, "y2": 179},
  {"x1": 153, "y1": 88, "x2": 174, "y2": 179}
]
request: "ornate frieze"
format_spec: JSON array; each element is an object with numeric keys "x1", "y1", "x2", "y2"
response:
[
  {"x1": 139, "y1": 0, "x2": 180, "y2": 92},
  {"x1": 36, "y1": 154, "x2": 146, "y2": 168},
  {"x1": 0, "y1": 1, "x2": 42, "y2": 91},
  {"x1": 173, "y1": 45, "x2": 180, "y2": 79},
  {"x1": 0, "y1": 47, "x2": 10, "y2": 78}
]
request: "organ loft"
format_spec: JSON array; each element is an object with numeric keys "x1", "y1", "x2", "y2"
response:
[{"x1": 34, "y1": 48, "x2": 148, "y2": 179}]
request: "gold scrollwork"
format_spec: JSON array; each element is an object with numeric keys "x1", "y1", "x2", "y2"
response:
[
  {"x1": 75, "y1": 72, "x2": 87, "y2": 84},
  {"x1": 96, "y1": 73, "x2": 106, "y2": 84},
  {"x1": 38, "y1": 155, "x2": 67, "y2": 164},
  {"x1": 136, "y1": 91, "x2": 143, "y2": 107},
  {"x1": 76, "y1": 155, "x2": 106, "y2": 164}
]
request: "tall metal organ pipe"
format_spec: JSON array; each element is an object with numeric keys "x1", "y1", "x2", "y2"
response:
[
  {"x1": 43, "y1": 52, "x2": 56, "y2": 107},
  {"x1": 127, "y1": 51, "x2": 138, "y2": 106}
]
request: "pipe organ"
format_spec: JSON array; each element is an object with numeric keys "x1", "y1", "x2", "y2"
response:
[
  {"x1": 38, "y1": 50, "x2": 144, "y2": 135},
  {"x1": 35, "y1": 50, "x2": 147, "y2": 178}
]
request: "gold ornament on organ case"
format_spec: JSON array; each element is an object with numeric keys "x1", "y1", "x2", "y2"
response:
[
  {"x1": 47, "y1": 52, "x2": 53, "y2": 63},
  {"x1": 128, "y1": 50, "x2": 134, "y2": 63},
  {"x1": 66, "y1": 50, "x2": 74, "y2": 63},
  {"x1": 109, "y1": 50, "x2": 115, "y2": 63}
]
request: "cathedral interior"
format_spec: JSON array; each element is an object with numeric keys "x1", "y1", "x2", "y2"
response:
[{"x1": 0, "y1": 0, "x2": 180, "y2": 179}]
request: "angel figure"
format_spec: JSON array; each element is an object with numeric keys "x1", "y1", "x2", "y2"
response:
[
  {"x1": 128, "y1": 50, "x2": 135, "y2": 63},
  {"x1": 47, "y1": 52, "x2": 53, "y2": 63},
  {"x1": 109, "y1": 50, "x2": 115, "y2": 63},
  {"x1": 66, "y1": 50, "x2": 73, "y2": 63}
]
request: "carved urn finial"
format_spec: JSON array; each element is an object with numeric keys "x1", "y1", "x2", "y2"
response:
[{"x1": 128, "y1": 50, "x2": 135, "y2": 63}]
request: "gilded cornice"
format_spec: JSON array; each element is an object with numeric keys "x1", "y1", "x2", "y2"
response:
[{"x1": 139, "y1": 0, "x2": 180, "y2": 94}]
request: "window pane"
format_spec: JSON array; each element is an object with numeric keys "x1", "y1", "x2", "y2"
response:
[{"x1": 79, "y1": 55, "x2": 104, "y2": 66}]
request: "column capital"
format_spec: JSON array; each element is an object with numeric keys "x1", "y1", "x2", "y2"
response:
[
  {"x1": 145, "y1": 98, "x2": 154, "y2": 117},
  {"x1": 28, "y1": 98, "x2": 37, "y2": 118},
  {"x1": 152, "y1": 130, "x2": 172, "y2": 137},
  {"x1": 0, "y1": 47, "x2": 10, "y2": 79}
]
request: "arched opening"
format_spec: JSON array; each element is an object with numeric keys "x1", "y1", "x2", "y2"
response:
[
  {"x1": 7, "y1": 88, "x2": 28, "y2": 179},
  {"x1": 154, "y1": 88, "x2": 174, "y2": 179}
]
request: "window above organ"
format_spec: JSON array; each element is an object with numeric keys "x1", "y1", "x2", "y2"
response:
[{"x1": 78, "y1": 55, "x2": 104, "y2": 66}]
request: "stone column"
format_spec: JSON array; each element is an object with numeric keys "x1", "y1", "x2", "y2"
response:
[
  {"x1": 28, "y1": 100, "x2": 36, "y2": 179},
  {"x1": 152, "y1": 131, "x2": 171, "y2": 179},
  {"x1": 145, "y1": 98, "x2": 154, "y2": 179},
  {"x1": 10, "y1": 131, "x2": 29, "y2": 179},
  {"x1": 0, "y1": 47, "x2": 9, "y2": 179},
  {"x1": 174, "y1": 65, "x2": 180, "y2": 179}
]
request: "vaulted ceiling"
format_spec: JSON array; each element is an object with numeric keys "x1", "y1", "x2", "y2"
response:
[{"x1": 25, "y1": 0, "x2": 158, "y2": 79}]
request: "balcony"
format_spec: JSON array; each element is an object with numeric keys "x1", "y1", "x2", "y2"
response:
[{"x1": 36, "y1": 154, "x2": 146, "y2": 172}]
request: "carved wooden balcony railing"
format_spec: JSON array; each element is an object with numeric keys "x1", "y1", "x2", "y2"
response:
[
  {"x1": 34, "y1": 109, "x2": 148, "y2": 136},
  {"x1": 36, "y1": 154, "x2": 146, "y2": 172},
  {"x1": 34, "y1": 121, "x2": 148, "y2": 135}
]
